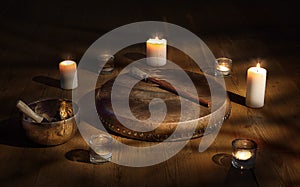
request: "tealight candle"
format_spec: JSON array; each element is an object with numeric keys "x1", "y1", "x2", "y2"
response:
[
  {"x1": 215, "y1": 57, "x2": 232, "y2": 76},
  {"x1": 232, "y1": 139, "x2": 257, "y2": 169},
  {"x1": 233, "y1": 150, "x2": 252, "y2": 160},
  {"x1": 97, "y1": 54, "x2": 115, "y2": 75},
  {"x1": 246, "y1": 63, "x2": 267, "y2": 108},
  {"x1": 146, "y1": 36, "x2": 167, "y2": 67},
  {"x1": 217, "y1": 65, "x2": 230, "y2": 72},
  {"x1": 59, "y1": 60, "x2": 78, "y2": 90}
]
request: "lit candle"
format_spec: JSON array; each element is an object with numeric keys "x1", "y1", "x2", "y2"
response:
[
  {"x1": 215, "y1": 57, "x2": 232, "y2": 76},
  {"x1": 246, "y1": 63, "x2": 267, "y2": 108},
  {"x1": 59, "y1": 60, "x2": 78, "y2": 90},
  {"x1": 146, "y1": 36, "x2": 167, "y2": 67},
  {"x1": 233, "y1": 150, "x2": 252, "y2": 160},
  {"x1": 231, "y1": 139, "x2": 257, "y2": 169},
  {"x1": 217, "y1": 65, "x2": 230, "y2": 75}
]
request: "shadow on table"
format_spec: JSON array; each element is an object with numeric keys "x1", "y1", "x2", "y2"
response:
[
  {"x1": 227, "y1": 91, "x2": 246, "y2": 106},
  {"x1": 65, "y1": 149, "x2": 114, "y2": 165},
  {"x1": 32, "y1": 75, "x2": 60, "y2": 88},
  {"x1": 224, "y1": 167, "x2": 259, "y2": 187},
  {"x1": 0, "y1": 117, "x2": 44, "y2": 148},
  {"x1": 123, "y1": 52, "x2": 146, "y2": 61},
  {"x1": 212, "y1": 153, "x2": 232, "y2": 167},
  {"x1": 212, "y1": 153, "x2": 259, "y2": 187},
  {"x1": 65, "y1": 149, "x2": 90, "y2": 163}
]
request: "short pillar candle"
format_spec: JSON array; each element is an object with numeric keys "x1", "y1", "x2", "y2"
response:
[
  {"x1": 146, "y1": 37, "x2": 167, "y2": 67},
  {"x1": 59, "y1": 60, "x2": 78, "y2": 90}
]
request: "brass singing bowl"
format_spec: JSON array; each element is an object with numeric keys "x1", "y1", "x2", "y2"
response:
[{"x1": 21, "y1": 98, "x2": 79, "y2": 146}]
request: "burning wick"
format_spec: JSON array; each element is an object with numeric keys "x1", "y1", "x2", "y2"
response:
[{"x1": 256, "y1": 63, "x2": 261, "y2": 72}]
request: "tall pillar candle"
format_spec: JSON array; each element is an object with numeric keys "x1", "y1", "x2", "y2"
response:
[
  {"x1": 246, "y1": 63, "x2": 267, "y2": 108},
  {"x1": 59, "y1": 60, "x2": 78, "y2": 90},
  {"x1": 146, "y1": 37, "x2": 167, "y2": 67}
]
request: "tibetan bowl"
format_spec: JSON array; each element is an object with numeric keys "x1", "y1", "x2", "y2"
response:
[{"x1": 21, "y1": 98, "x2": 79, "y2": 146}]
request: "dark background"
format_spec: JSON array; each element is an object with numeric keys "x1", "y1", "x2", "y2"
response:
[{"x1": 1, "y1": 1, "x2": 299, "y2": 70}]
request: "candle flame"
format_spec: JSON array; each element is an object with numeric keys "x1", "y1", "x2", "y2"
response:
[
  {"x1": 61, "y1": 53, "x2": 73, "y2": 61},
  {"x1": 256, "y1": 63, "x2": 261, "y2": 68}
]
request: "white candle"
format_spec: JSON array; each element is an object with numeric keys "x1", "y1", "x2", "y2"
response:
[
  {"x1": 246, "y1": 63, "x2": 267, "y2": 108},
  {"x1": 146, "y1": 37, "x2": 167, "y2": 67},
  {"x1": 234, "y1": 150, "x2": 252, "y2": 160},
  {"x1": 59, "y1": 60, "x2": 78, "y2": 90}
]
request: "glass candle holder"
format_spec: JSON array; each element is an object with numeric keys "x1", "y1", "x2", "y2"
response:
[
  {"x1": 231, "y1": 139, "x2": 257, "y2": 169},
  {"x1": 89, "y1": 133, "x2": 113, "y2": 164},
  {"x1": 97, "y1": 54, "x2": 115, "y2": 75},
  {"x1": 215, "y1": 57, "x2": 232, "y2": 77}
]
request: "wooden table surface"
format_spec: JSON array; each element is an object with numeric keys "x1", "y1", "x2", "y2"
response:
[
  {"x1": 0, "y1": 2, "x2": 300, "y2": 186},
  {"x1": 0, "y1": 34, "x2": 299, "y2": 187}
]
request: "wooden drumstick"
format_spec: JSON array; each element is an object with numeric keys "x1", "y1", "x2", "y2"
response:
[
  {"x1": 129, "y1": 67, "x2": 210, "y2": 107},
  {"x1": 16, "y1": 100, "x2": 46, "y2": 123}
]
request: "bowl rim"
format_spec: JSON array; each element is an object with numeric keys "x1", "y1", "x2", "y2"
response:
[{"x1": 22, "y1": 98, "x2": 79, "y2": 125}]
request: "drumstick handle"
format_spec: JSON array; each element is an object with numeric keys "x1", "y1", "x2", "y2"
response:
[{"x1": 148, "y1": 77, "x2": 210, "y2": 107}]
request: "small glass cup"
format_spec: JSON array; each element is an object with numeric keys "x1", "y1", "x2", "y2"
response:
[
  {"x1": 89, "y1": 133, "x2": 113, "y2": 164},
  {"x1": 215, "y1": 57, "x2": 232, "y2": 77},
  {"x1": 97, "y1": 54, "x2": 115, "y2": 74},
  {"x1": 231, "y1": 139, "x2": 257, "y2": 169}
]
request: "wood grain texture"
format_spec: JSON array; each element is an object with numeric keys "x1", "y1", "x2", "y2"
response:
[{"x1": 0, "y1": 1, "x2": 299, "y2": 187}]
